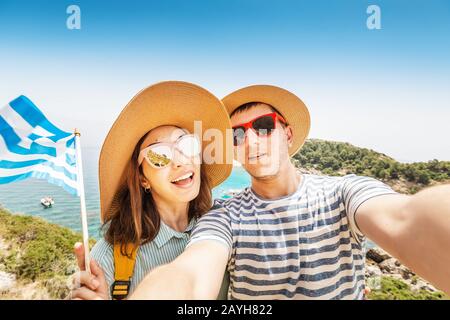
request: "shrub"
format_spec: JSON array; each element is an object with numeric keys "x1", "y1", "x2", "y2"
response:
[
  {"x1": 368, "y1": 276, "x2": 449, "y2": 300},
  {"x1": 0, "y1": 209, "x2": 96, "y2": 298}
]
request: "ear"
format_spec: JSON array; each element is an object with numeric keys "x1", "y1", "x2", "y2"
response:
[
  {"x1": 285, "y1": 125, "x2": 294, "y2": 147},
  {"x1": 139, "y1": 175, "x2": 150, "y2": 189}
]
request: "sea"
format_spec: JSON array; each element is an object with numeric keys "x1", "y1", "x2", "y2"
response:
[{"x1": 0, "y1": 147, "x2": 251, "y2": 239}]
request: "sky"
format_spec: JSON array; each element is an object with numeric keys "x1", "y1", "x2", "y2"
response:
[{"x1": 0, "y1": 0, "x2": 449, "y2": 162}]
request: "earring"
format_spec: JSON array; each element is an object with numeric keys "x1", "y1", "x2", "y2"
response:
[{"x1": 144, "y1": 186, "x2": 151, "y2": 194}]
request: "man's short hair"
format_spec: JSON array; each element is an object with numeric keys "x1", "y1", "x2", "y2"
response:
[{"x1": 230, "y1": 101, "x2": 289, "y2": 126}]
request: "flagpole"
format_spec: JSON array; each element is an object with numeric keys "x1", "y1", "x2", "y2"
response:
[{"x1": 74, "y1": 129, "x2": 91, "y2": 274}]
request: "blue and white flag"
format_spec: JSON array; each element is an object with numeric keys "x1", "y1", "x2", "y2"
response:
[{"x1": 0, "y1": 95, "x2": 79, "y2": 195}]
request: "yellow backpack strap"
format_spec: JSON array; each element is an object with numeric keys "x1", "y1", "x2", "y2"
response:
[{"x1": 111, "y1": 243, "x2": 138, "y2": 300}]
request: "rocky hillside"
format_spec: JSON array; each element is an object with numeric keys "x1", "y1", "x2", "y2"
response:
[{"x1": 365, "y1": 247, "x2": 448, "y2": 300}]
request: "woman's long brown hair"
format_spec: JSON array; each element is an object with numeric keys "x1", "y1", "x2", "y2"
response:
[{"x1": 102, "y1": 132, "x2": 212, "y2": 257}]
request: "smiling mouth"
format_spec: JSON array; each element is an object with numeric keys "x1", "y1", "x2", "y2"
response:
[{"x1": 171, "y1": 172, "x2": 194, "y2": 186}]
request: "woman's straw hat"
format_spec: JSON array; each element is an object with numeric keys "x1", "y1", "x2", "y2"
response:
[
  {"x1": 222, "y1": 85, "x2": 311, "y2": 157},
  {"x1": 99, "y1": 81, "x2": 233, "y2": 222}
]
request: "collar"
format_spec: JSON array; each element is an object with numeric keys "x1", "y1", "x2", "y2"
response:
[{"x1": 154, "y1": 218, "x2": 196, "y2": 249}]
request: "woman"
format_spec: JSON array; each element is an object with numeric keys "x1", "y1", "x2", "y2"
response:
[{"x1": 71, "y1": 81, "x2": 233, "y2": 300}]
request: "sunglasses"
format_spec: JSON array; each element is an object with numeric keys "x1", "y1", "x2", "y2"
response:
[
  {"x1": 138, "y1": 134, "x2": 201, "y2": 168},
  {"x1": 232, "y1": 112, "x2": 287, "y2": 146}
]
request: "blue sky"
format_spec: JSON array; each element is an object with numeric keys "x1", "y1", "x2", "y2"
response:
[{"x1": 0, "y1": 0, "x2": 449, "y2": 162}]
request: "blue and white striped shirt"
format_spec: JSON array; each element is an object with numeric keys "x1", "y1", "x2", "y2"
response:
[{"x1": 188, "y1": 174, "x2": 397, "y2": 300}]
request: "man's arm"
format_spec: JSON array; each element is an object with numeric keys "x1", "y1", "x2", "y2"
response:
[
  {"x1": 355, "y1": 184, "x2": 450, "y2": 294},
  {"x1": 129, "y1": 240, "x2": 229, "y2": 299}
]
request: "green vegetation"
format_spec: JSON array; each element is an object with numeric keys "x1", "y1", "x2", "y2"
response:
[
  {"x1": 0, "y1": 208, "x2": 95, "y2": 299},
  {"x1": 293, "y1": 139, "x2": 450, "y2": 193},
  {"x1": 367, "y1": 276, "x2": 449, "y2": 300}
]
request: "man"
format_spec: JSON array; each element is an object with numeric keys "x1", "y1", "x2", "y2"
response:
[{"x1": 78, "y1": 85, "x2": 450, "y2": 299}]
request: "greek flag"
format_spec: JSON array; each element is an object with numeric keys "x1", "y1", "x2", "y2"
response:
[{"x1": 0, "y1": 95, "x2": 79, "y2": 195}]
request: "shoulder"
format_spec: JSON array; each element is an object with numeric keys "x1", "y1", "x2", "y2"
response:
[
  {"x1": 204, "y1": 191, "x2": 251, "y2": 214},
  {"x1": 90, "y1": 238, "x2": 114, "y2": 266},
  {"x1": 299, "y1": 174, "x2": 344, "y2": 196},
  {"x1": 304, "y1": 173, "x2": 388, "y2": 189},
  {"x1": 222, "y1": 188, "x2": 254, "y2": 208},
  {"x1": 193, "y1": 197, "x2": 237, "y2": 231},
  {"x1": 303, "y1": 173, "x2": 342, "y2": 185},
  {"x1": 337, "y1": 174, "x2": 393, "y2": 191},
  {"x1": 197, "y1": 198, "x2": 231, "y2": 221}
]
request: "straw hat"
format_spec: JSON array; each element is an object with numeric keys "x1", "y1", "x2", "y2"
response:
[
  {"x1": 222, "y1": 85, "x2": 311, "y2": 157},
  {"x1": 99, "y1": 81, "x2": 233, "y2": 222}
]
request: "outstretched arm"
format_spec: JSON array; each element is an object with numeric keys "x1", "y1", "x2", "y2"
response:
[
  {"x1": 355, "y1": 184, "x2": 450, "y2": 294},
  {"x1": 130, "y1": 240, "x2": 229, "y2": 299}
]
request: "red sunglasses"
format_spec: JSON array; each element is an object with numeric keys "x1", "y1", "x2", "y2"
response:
[{"x1": 232, "y1": 112, "x2": 288, "y2": 146}]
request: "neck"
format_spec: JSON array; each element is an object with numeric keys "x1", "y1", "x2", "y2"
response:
[
  {"x1": 151, "y1": 194, "x2": 190, "y2": 232},
  {"x1": 250, "y1": 161, "x2": 301, "y2": 200}
]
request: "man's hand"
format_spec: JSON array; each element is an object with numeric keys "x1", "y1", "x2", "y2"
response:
[
  {"x1": 356, "y1": 184, "x2": 450, "y2": 294},
  {"x1": 71, "y1": 242, "x2": 109, "y2": 300}
]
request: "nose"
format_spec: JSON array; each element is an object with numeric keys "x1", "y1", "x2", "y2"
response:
[
  {"x1": 171, "y1": 148, "x2": 190, "y2": 168},
  {"x1": 245, "y1": 128, "x2": 260, "y2": 148}
]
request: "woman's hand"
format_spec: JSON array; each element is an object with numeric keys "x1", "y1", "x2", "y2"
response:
[{"x1": 71, "y1": 242, "x2": 109, "y2": 300}]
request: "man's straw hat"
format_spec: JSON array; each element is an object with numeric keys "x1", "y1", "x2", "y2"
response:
[
  {"x1": 99, "y1": 81, "x2": 233, "y2": 222},
  {"x1": 222, "y1": 85, "x2": 311, "y2": 156}
]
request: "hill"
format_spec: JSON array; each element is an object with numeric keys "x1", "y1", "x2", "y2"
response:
[{"x1": 293, "y1": 139, "x2": 450, "y2": 193}]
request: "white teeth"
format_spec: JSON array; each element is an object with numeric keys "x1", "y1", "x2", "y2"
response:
[{"x1": 171, "y1": 172, "x2": 193, "y2": 182}]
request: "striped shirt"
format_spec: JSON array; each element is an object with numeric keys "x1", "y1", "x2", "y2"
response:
[
  {"x1": 188, "y1": 174, "x2": 397, "y2": 300},
  {"x1": 90, "y1": 218, "x2": 229, "y2": 299}
]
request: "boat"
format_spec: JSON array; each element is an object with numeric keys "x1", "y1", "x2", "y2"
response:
[
  {"x1": 40, "y1": 196, "x2": 54, "y2": 208},
  {"x1": 222, "y1": 189, "x2": 243, "y2": 199}
]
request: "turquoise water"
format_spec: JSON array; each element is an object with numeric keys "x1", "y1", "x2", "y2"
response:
[{"x1": 0, "y1": 148, "x2": 251, "y2": 239}]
